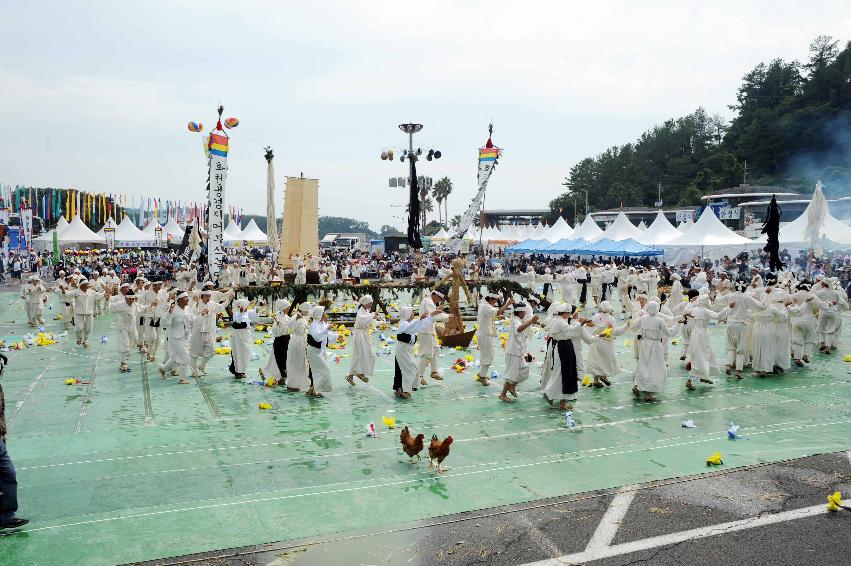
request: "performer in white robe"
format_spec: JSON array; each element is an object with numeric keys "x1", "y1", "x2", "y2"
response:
[
  {"x1": 416, "y1": 290, "x2": 449, "y2": 384},
  {"x1": 500, "y1": 303, "x2": 539, "y2": 403},
  {"x1": 543, "y1": 304, "x2": 597, "y2": 409},
  {"x1": 285, "y1": 303, "x2": 312, "y2": 391},
  {"x1": 393, "y1": 306, "x2": 432, "y2": 399},
  {"x1": 788, "y1": 285, "x2": 818, "y2": 366},
  {"x1": 69, "y1": 279, "x2": 95, "y2": 348},
  {"x1": 260, "y1": 299, "x2": 292, "y2": 384},
  {"x1": 683, "y1": 295, "x2": 720, "y2": 390},
  {"x1": 815, "y1": 279, "x2": 842, "y2": 352},
  {"x1": 306, "y1": 306, "x2": 338, "y2": 398},
  {"x1": 475, "y1": 292, "x2": 512, "y2": 386},
  {"x1": 159, "y1": 293, "x2": 192, "y2": 384},
  {"x1": 143, "y1": 281, "x2": 168, "y2": 362},
  {"x1": 346, "y1": 295, "x2": 379, "y2": 386},
  {"x1": 189, "y1": 289, "x2": 230, "y2": 377},
  {"x1": 109, "y1": 289, "x2": 138, "y2": 372},
  {"x1": 557, "y1": 269, "x2": 576, "y2": 307},
  {"x1": 229, "y1": 298, "x2": 257, "y2": 378},
  {"x1": 22, "y1": 276, "x2": 47, "y2": 326},
  {"x1": 715, "y1": 280, "x2": 762, "y2": 378},
  {"x1": 631, "y1": 301, "x2": 680, "y2": 401},
  {"x1": 586, "y1": 301, "x2": 627, "y2": 387},
  {"x1": 750, "y1": 290, "x2": 784, "y2": 377}
]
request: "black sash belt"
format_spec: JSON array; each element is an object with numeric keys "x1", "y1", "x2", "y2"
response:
[
  {"x1": 307, "y1": 335, "x2": 322, "y2": 349},
  {"x1": 556, "y1": 339, "x2": 579, "y2": 395},
  {"x1": 273, "y1": 335, "x2": 290, "y2": 374},
  {"x1": 232, "y1": 322, "x2": 248, "y2": 330},
  {"x1": 579, "y1": 278, "x2": 588, "y2": 304},
  {"x1": 149, "y1": 318, "x2": 161, "y2": 328},
  {"x1": 397, "y1": 332, "x2": 414, "y2": 344}
]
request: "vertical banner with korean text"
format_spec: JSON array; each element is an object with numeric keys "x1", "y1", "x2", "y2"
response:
[
  {"x1": 104, "y1": 227, "x2": 116, "y2": 250},
  {"x1": 21, "y1": 207, "x2": 33, "y2": 252},
  {"x1": 207, "y1": 132, "x2": 229, "y2": 279}
]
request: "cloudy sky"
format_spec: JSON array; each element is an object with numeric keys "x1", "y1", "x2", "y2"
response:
[{"x1": 1, "y1": 1, "x2": 849, "y2": 230}]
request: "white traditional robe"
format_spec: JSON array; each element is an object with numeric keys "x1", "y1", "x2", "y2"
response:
[
  {"x1": 348, "y1": 307, "x2": 376, "y2": 376},
  {"x1": 307, "y1": 320, "x2": 338, "y2": 393},
  {"x1": 632, "y1": 313, "x2": 678, "y2": 393},
  {"x1": 285, "y1": 316, "x2": 311, "y2": 390},
  {"x1": 230, "y1": 309, "x2": 258, "y2": 374}
]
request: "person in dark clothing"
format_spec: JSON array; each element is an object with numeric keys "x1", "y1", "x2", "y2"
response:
[{"x1": 0, "y1": 353, "x2": 28, "y2": 530}]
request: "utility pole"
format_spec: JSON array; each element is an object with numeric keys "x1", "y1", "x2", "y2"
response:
[{"x1": 743, "y1": 161, "x2": 749, "y2": 185}]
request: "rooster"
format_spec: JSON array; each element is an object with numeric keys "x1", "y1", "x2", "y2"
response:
[
  {"x1": 399, "y1": 426, "x2": 425, "y2": 463},
  {"x1": 428, "y1": 434, "x2": 453, "y2": 473}
]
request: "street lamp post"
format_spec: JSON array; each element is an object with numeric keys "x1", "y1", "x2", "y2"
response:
[{"x1": 380, "y1": 123, "x2": 441, "y2": 249}]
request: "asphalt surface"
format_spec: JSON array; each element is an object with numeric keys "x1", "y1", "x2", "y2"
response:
[{"x1": 138, "y1": 450, "x2": 851, "y2": 566}]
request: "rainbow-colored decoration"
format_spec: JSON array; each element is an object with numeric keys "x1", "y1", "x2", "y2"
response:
[
  {"x1": 209, "y1": 133, "x2": 229, "y2": 157},
  {"x1": 479, "y1": 147, "x2": 499, "y2": 163}
]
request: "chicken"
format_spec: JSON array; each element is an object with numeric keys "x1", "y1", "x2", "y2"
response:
[
  {"x1": 399, "y1": 426, "x2": 425, "y2": 463},
  {"x1": 428, "y1": 434, "x2": 454, "y2": 473}
]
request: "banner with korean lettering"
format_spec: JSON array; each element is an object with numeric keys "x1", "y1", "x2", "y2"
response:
[
  {"x1": 21, "y1": 208, "x2": 33, "y2": 251},
  {"x1": 207, "y1": 132, "x2": 229, "y2": 279}
]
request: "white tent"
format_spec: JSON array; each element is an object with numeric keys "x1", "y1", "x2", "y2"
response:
[
  {"x1": 572, "y1": 215, "x2": 604, "y2": 241},
  {"x1": 637, "y1": 220, "x2": 648, "y2": 231},
  {"x1": 97, "y1": 217, "x2": 118, "y2": 235},
  {"x1": 637, "y1": 211, "x2": 682, "y2": 245},
  {"x1": 142, "y1": 219, "x2": 162, "y2": 235},
  {"x1": 224, "y1": 219, "x2": 242, "y2": 237},
  {"x1": 431, "y1": 227, "x2": 449, "y2": 241},
  {"x1": 662, "y1": 207, "x2": 761, "y2": 263},
  {"x1": 774, "y1": 201, "x2": 851, "y2": 250},
  {"x1": 162, "y1": 217, "x2": 185, "y2": 239},
  {"x1": 55, "y1": 216, "x2": 69, "y2": 236},
  {"x1": 538, "y1": 217, "x2": 575, "y2": 243},
  {"x1": 239, "y1": 219, "x2": 268, "y2": 243},
  {"x1": 58, "y1": 215, "x2": 105, "y2": 244},
  {"x1": 115, "y1": 216, "x2": 154, "y2": 243},
  {"x1": 592, "y1": 212, "x2": 643, "y2": 242},
  {"x1": 677, "y1": 217, "x2": 694, "y2": 233}
]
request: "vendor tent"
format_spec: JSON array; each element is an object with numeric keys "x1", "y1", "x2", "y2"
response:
[
  {"x1": 239, "y1": 219, "x2": 268, "y2": 243},
  {"x1": 662, "y1": 207, "x2": 761, "y2": 263},
  {"x1": 162, "y1": 217, "x2": 185, "y2": 239},
  {"x1": 142, "y1": 219, "x2": 162, "y2": 235},
  {"x1": 224, "y1": 219, "x2": 242, "y2": 237},
  {"x1": 505, "y1": 239, "x2": 550, "y2": 253},
  {"x1": 55, "y1": 216, "x2": 69, "y2": 236},
  {"x1": 58, "y1": 215, "x2": 104, "y2": 244},
  {"x1": 431, "y1": 227, "x2": 449, "y2": 241},
  {"x1": 637, "y1": 211, "x2": 682, "y2": 245},
  {"x1": 573, "y1": 238, "x2": 663, "y2": 257},
  {"x1": 543, "y1": 238, "x2": 593, "y2": 254},
  {"x1": 773, "y1": 193, "x2": 851, "y2": 250},
  {"x1": 115, "y1": 216, "x2": 154, "y2": 244},
  {"x1": 637, "y1": 221, "x2": 648, "y2": 231},
  {"x1": 96, "y1": 217, "x2": 118, "y2": 235},
  {"x1": 592, "y1": 212, "x2": 643, "y2": 242},
  {"x1": 571, "y1": 215, "x2": 604, "y2": 241},
  {"x1": 677, "y1": 217, "x2": 694, "y2": 233},
  {"x1": 539, "y1": 217, "x2": 575, "y2": 242}
]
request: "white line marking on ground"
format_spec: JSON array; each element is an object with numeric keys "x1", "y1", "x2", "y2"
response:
[
  {"x1": 522, "y1": 504, "x2": 828, "y2": 565},
  {"x1": 9, "y1": 358, "x2": 55, "y2": 425},
  {"x1": 584, "y1": 486, "x2": 636, "y2": 551},
  {"x1": 515, "y1": 512, "x2": 563, "y2": 559}
]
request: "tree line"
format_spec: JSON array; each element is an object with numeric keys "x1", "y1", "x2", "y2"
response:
[{"x1": 549, "y1": 35, "x2": 851, "y2": 223}]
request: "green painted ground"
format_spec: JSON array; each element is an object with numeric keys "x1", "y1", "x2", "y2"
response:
[{"x1": 0, "y1": 292, "x2": 850, "y2": 565}]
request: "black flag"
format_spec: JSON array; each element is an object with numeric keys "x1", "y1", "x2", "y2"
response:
[
  {"x1": 761, "y1": 194, "x2": 784, "y2": 271},
  {"x1": 407, "y1": 159, "x2": 422, "y2": 249}
]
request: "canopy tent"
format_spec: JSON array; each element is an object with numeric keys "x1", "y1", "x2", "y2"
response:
[
  {"x1": 528, "y1": 223, "x2": 547, "y2": 239},
  {"x1": 114, "y1": 216, "x2": 154, "y2": 244},
  {"x1": 542, "y1": 238, "x2": 593, "y2": 254},
  {"x1": 96, "y1": 217, "x2": 118, "y2": 235},
  {"x1": 751, "y1": 200, "x2": 851, "y2": 251},
  {"x1": 592, "y1": 212, "x2": 643, "y2": 242},
  {"x1": 505, "y1": 239, "x2": 550, "y2": 253},
  {"x1": 224, "y1": 219, "x2": 242, "y2": 237},
  {"x1": 572, "y1": 215, "x2": 604, "y2": 241},
  {"x1": 431, "y1": 227, "x2": 449, "y2": 241},
  {"x1": 677, "y1": 217, "x2": 694, "y2": 233},
  {"x1": 142, "y1": 219, "x2": 162, "y2": 235},
  {"x1": 538, "y1": 217, "x2": 575, "y2": 243},
  {"x1": 238, "y1": 219, "x2": 268, "y2": 243},
  {"x1": 637, "y1": 211, "x2": 682, "y2": 246},
  {"x1": 662, "y1": 207, "x2": 761, "y2": 263},
  {"x1": 58, "y1": 215, "x2": 105, "y2": 244},
  {"x1": 573, "y1": 238, "x2": 663, "y2": 257},
  {"x1": 55, "y1": 216, "x2": 69, "y2": 236},
  {"x1": 162, "y1": 217, "x2": 185, "y2": 239},
  {"x1": 637, "y1": 221, "x2": 648, "y2": 231}
]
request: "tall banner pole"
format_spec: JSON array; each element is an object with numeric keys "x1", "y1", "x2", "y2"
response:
[
  {"x1": 206, "y1": 105, "x2": 230, "y2": 281},
  {"x1": 264, "y1": 147, "x2": 279, "y2": 256}
]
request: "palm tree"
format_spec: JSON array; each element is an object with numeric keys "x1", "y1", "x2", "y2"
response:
[
  {"x1": 449, "y1": 214, "x2": 462, "y2": 228},
  {"x1": 422, "y1": 197, "x2": 434, "y2": 229},
  {"x1": 434, "y1": 193, "x2": 444, "y2": 225},
  {"x1": 434, "y1": 177, "x2": 453, "y2": 228}
]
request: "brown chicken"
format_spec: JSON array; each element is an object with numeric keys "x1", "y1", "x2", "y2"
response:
[
  {"x1": 428, "y1": 434, "x2": 454, "y2": 473},
  {"x1": 399, "y1": 426, "x2": 425, "y2": 463}
]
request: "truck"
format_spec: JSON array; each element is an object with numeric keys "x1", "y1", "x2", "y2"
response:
[{"x1": 319, "y1": 233, "x2": 369, "y2": 253}]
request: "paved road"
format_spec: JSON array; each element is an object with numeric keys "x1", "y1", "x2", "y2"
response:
[{"x1": 145, "y1": 450, "x2": 851, "y2": 566}]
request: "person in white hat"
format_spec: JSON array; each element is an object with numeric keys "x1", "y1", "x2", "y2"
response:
[
  {"x1": 294, "y1": 262, "x2": 307, "y2": 285},
  {"x1": 500, "y1": 303, "x2": 538, "y2": 402},
  {"x1": 586, "y1": 301, "x2": 627, "y2": 388},
  {"x1": 69, "y1": 278, "x2": 95, "y2": 347},
  {"x1": 21, "y1": 276, "x2": 47, "y2": 327},
  {"x1": 229, "y1": 298, "x2": 258, "y2": 379},
  {"x1": 284, "y1": 302, "x2": 312, "y2": 392},
  {"x1": 814, "y1": 277, "x2": 842, "y2": 352},
  {"x1": 160, "y1": 292, "x2": 192, "y2": 383},
  {"x1": 542, "y1": 303, "x2": 596, "y2": 410},
  {"x1": 631, "y1": 301, "x2": 681, "y2": 402},
  {"x1": 416, "y1": 290, "x2": 449, "y2": 384},
  {"x1": 305, "y1": 306, "x2": 338, "y2": 398},
  {"x1": 133, "y1": 277, "x2": 148, "y2": 352},
  {"x1": 346, "y1": 294, "x2": 382, "y2": 386},
  {"x1": 475, "y1": 292, "x2": 513, "y2": 386},
  {"x1": 143, "y1": 281, "x2": 169, "y2": 363},
  {"x1": 189, "y1": 288, "x2": 232, "y2": 377},
  {"x1": 54, "y1": 273, "x2": 76, "y2": 331},
  {"x1": 714, "y1": 279, "x2": 763, "y2": 378},
  {"x1": 258, "y1": 298, "x2": 292, "y2": 384},
  {"x1": 109, "y1": 289, "x2": 138, "y2": 372},
  {"x1": 392, "y1": 306, "x2": 432, "y2": 399}
]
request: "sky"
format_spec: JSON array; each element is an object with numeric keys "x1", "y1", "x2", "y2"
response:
[{"x1": 2, "y1": 1, "x2": 850, "y2": 231}]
